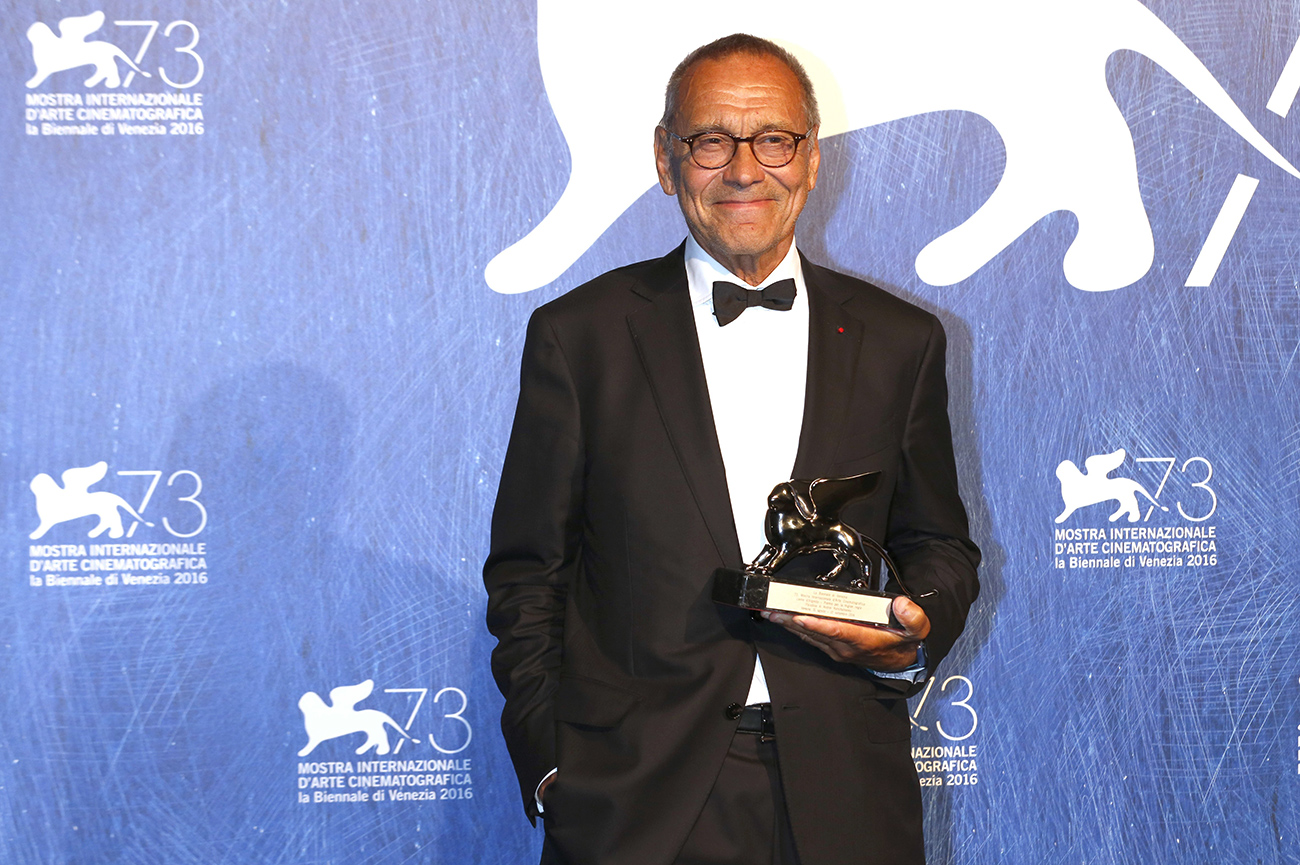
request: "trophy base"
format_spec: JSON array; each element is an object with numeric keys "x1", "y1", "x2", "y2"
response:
[{"x1": 712, "y1": 567, "x2": 899, "y2": 628}]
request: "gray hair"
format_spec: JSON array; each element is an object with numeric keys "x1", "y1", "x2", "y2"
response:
[{"x1": 660, "y1": 33, "x2": 820, "y2": 131}]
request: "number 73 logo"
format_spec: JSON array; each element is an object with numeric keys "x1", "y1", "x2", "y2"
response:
[
  {"x1": 28, "y1": 462, "x2": 206, "y2": 540},
  {"x1": 909, "y1": 675, "x2": 977, "y2": 741},
  {"x1": 1134, "y1": 457, "x2": 1216, "y2": 522},
  {"x1": 112, "y1": 19, "x2": 204, "y2": 88},
  {"x1": 382, "y1": 687, "x2": 472, "y2": 755}
]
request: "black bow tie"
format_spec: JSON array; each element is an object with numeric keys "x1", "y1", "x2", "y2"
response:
[{"x1": 711, "y1": 278, "x2": 797, "y2": 326}]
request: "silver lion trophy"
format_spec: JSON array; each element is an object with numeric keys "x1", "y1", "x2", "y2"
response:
[{"x1": 711, "y1": 471, "x2": 909, "y2": 627}]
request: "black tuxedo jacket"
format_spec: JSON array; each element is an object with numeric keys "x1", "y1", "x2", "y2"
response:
[{"x1": 484, "y1": 244, "x2": 980, "y2": 865}]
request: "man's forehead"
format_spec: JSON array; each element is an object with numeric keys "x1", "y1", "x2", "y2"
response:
[{"x1": 673, "y1": 54, "x2": 807, "y2": 130}]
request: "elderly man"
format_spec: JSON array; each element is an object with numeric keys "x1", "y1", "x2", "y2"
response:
[{"x1": 485, "y1": 33, "x2": 980, "y2": 865}]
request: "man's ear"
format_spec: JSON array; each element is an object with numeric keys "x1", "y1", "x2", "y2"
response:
[
  {"x1": 806, "y1": 126, "x2": 821, "y2": 193},
  {"x1": 654, "y1": 126, "x2": 678, "y2": 196}
]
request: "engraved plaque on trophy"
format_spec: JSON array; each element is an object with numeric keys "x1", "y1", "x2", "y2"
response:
[{"x1": 711, "y1": 472, "x2": 907, "y2": 627}]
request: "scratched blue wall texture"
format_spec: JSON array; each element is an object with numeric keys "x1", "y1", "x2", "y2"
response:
[{"x1": 1, "y1": 0, "x2": 1298, "y2": 862}]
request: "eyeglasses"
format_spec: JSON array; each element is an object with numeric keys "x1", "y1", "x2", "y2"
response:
[{"x1": 661, "y1": 127, "x2": 811, "y2": 169}]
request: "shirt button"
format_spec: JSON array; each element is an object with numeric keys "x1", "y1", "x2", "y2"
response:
[{"x1": 725, "y1": 702, "x2": 743, "y2": 720}]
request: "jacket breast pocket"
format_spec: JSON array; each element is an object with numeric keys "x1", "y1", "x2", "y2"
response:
[
  {"x1": 554, "y1": 674, "x2": 640, "y2": 730},
  {"x1": 831, "y1": 438, "x2": 899, "y2": 537},
  {"x1": 834, "y1": 427, "x2": 899, "y2": 467}
]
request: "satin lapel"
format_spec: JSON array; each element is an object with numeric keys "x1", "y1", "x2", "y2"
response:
[
  {"x1": 793, "y1": 258, "x2": 864, "y2": 478},
  {"x1": 626, "y1": 251, "x2": 742, "y2": 567}
]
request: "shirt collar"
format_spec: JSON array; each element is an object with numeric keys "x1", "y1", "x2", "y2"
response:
[{"x1": 685, "y1": 235, "x2": 804, "y2": 312}]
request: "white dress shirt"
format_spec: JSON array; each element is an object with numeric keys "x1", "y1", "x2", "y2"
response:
[{"x1": 685, "y1": 234, "x2": 809, "y2": 706}]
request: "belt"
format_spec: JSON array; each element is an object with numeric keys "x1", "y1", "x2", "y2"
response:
[{"x1": 736, "y1": 703, "x2": 776, "y2": 740}]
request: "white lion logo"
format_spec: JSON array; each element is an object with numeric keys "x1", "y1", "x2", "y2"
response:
[
  {"x1": 297, "y1": 679, "x2": 417, "y2": 757},
  {"x1": 486, "y1": 0, "x2": 1298, "y2": 294},
  {"x1": 1054, "y1": 448, "x2": 1165, "y2": 523},
  {"x1": 29, "y1": 461, "x2": 153, "y2": 540},
  {"x1": 26, "y1": 11, "x2": 152, "y2": 89}
]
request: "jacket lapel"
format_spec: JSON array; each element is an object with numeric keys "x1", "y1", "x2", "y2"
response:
[
  {"x1": 626, "y1": 246, "x2": 743, "y2": 567},
  {"x1": 793, "y1": 256, "x2": 864, "y2": 479}
]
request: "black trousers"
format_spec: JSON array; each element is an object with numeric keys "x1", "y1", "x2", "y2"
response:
[{"x1": 674, "y1": 729, "x2": 802, "y2": 865}]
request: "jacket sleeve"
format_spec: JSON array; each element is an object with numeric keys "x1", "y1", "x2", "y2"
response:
[
  {"x1": 885, "y1": 315, "x2": 981, "y2": 679},
  {"x1": 483, "y1": 308, "x2": 584, "y2": 820}
]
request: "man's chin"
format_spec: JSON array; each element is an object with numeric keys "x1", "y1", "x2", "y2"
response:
[{"x1": 696, "y1": 227, "x2": 785, "y2": 259}]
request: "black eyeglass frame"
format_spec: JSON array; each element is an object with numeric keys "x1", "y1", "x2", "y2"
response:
[{"x1": 660, "y1": 127, "x2": 813, "y2": 169}]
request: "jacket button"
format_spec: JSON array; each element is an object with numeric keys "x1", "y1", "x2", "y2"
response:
[{"x1": 725, "y1": 702, "x2": 743, "y2": 720}]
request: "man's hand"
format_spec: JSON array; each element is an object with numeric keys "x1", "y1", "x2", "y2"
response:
[
  {"x1": 537, "y1": 772, "x2": 557, "y2": 805},
  {"x1": 764, "y1": 596, "x2": 930, "y2": 671}
]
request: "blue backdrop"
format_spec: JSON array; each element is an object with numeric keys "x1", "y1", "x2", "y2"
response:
[{"x1": 3, "y1": 1, "x2": 1298, "y2": 862}]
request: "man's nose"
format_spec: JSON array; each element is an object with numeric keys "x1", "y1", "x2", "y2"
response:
[{"x1": 722, "y1": 140, "x2": 765, "y2": 186}]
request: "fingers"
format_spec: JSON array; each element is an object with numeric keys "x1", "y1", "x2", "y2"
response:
[
  {"x1": 763, "y1": 603, "x2": 930, "y2": 671},
  {"x1": 789, "y1": 614, "x2": 851, "y2": 643},
  {"x1": 765, "y1": 611, "x2": 890, "y2": 646},
  {"x1": 773, "y1": 614, "x2": 865, "y2": 663}
]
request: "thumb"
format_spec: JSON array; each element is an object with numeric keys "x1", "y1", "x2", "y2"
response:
[{"x1": 892, "y1": 596, "x2": 931, "y2": 639}]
